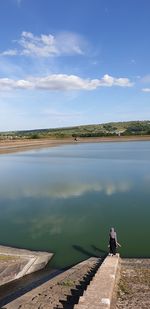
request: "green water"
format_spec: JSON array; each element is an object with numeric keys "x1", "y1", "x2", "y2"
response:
[{"x1": 0, "y1": 141, "x2": 150, "y2": 268}]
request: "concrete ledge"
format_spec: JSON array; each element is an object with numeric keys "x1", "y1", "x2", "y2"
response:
[
  {"x1": 75, "y1": 254, "x2": 120, "y2": 309},
  {"x1": 0, "y1": 245, "x2": 53, "y2": 286}
]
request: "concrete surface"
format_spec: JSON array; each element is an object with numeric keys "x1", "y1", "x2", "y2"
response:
[
  {"x1": 0, "y1": 245, "x2": 53, "y2": 286},
  {"x1": 74, "y1": 254, "x2": 120, "y2": 309},
  {"x1": 2, "y1": 257, "x2": 102, "y2": 309},
  {"x1": 0, "y1": 254, "x2": 120, "y2": 308}
]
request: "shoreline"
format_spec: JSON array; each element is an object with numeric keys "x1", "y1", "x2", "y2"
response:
[{"x1": 0, "y1": 135, "x2": 150, "y2": 155}]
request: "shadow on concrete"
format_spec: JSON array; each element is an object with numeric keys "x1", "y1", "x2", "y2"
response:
[
  {"x1": 0, "y1": 268, "x2": 62, "y2": 308},
  {"x1": 59, "y1": 259, "x2": 103, "y2": 309}
]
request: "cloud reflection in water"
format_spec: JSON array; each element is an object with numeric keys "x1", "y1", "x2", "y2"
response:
[{"x1": 0, "y1": 180, "x2": 132, "y2": 200}]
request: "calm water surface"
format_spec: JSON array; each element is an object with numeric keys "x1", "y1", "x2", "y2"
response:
[{"x1": 0, "y1": 141, "x2": 150, "y2": 268}]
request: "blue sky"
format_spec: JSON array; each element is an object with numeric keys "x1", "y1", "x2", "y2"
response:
[{"x1": 0, "y1": 0, "x2": 150, "y2": 131}]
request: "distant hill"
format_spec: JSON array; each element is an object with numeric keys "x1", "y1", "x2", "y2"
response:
[{"x1": 1, "y1": 120, "x2": 150, "y2": 140}]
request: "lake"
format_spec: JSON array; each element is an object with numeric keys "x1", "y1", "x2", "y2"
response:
[{"x1": 0, "y1": 141, "x2": 150, "y2": 268}]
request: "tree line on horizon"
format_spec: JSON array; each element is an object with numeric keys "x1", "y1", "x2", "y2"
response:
[{"x1": 1, "y1": 120, "x2": 150, "y2": 140}]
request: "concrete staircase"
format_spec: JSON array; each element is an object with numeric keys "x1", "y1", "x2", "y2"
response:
[
  {"x1": 1, "y1": 257, "x2": 102, "y2": 309},
  {"x1": 74, "y1": 254, "x2": 120, "y2": 309},
  {"x1": 1, "y1": 255, "x2": 120, "y2": 308}
]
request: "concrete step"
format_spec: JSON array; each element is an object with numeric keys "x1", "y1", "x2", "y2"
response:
[{"x1": 76, "y1": 254, "x2": 120, "y2": 308}]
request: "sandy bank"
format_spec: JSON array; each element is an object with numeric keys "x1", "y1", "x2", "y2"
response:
[{"x1": 1, "y1": 136, "x2": 150, "y2": 155}]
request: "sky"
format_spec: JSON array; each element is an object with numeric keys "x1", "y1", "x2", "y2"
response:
[{"x1": 0, "y1": 0, "x2": 150, "y2": 131}]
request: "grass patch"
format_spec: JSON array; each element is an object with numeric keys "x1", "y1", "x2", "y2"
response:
[
  {"x1": 0, "y1": 255, "x2": 19, "y2": 261},
  {"x1": 57, "y1": 279, "x2": 75, "y2": 287},
  {"x1": 117, "y1": 278, "x2": 131, "y2": 298}
]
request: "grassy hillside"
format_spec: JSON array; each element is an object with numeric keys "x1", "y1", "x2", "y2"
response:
[{"x1": 1, "y1": 120, "x2": 150, "y2": 140}]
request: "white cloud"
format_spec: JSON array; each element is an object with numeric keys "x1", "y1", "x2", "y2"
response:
[
  {"x1": 140, "y1": 75, "x2": 150, "y2": 92},
  {"x1": 0, "y1": 78, "x2": 32, "y2": 90},
  {"x1": 0, "y1": 74, "x2": 133, "y2": 92},
  {"x1": 0, "y1": 31, "x2": 84, "y2": 57},
  {"x1": 1, "y1": 49, "x2": 18, "y2": 56},
  {"x1": 141, "y1": 74, "x2": 150, "y2": 83},
  {"x1": 142, "y1": 88, "x2": 150, "y2": 92},
  {"x1": 101, "y1": 74, "x2": 133, "y2": 87}
]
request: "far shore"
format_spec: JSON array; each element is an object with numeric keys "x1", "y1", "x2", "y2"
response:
[{"x1": 0, "y1": 135, "x2": 150, "y2": 155}]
